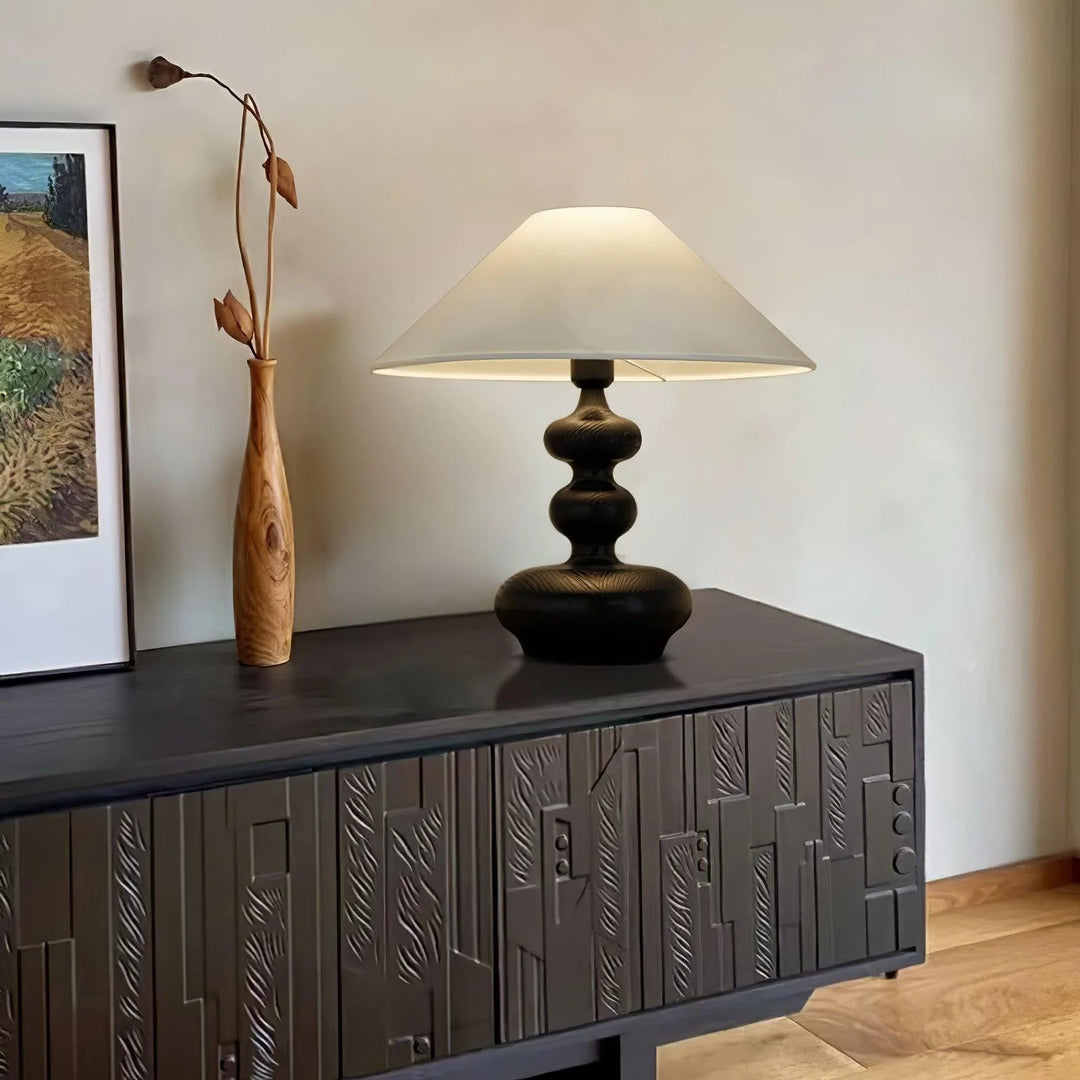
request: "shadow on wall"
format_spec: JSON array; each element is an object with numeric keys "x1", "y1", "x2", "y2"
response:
[{"x1": 271, "y1": 313, "x2": 378, "y2": 632}]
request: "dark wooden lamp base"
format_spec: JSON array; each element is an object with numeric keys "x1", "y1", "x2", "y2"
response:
[{"x1": 495, "y1": 359, "x2": 692, "y2": 664}]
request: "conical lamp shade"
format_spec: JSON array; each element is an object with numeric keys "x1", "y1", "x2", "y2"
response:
[{"x1": 373, "y1": 206, "x2": 813, "y2": 382}]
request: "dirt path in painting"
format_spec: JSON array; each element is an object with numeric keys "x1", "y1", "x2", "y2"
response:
[
  {"x1": 0, "y1": 214, "x2": 91, "y2": 354},
  {"x1": 5, "y1": 212, "x2": 89, "y2": 269}
]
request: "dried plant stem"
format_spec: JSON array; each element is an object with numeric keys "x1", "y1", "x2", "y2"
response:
[
  {"x1": 188, "y1": 71, "x2": 272, "y2": 156},
  {"x1": 251, "y1": 97, "x2": 278, "y2": 360},
  {"x1": 175, "y1": 68, "x2": 281, "y2": 359},
  {"x1": 235, "y1": 98, "x2": 263, "y2": 357}
]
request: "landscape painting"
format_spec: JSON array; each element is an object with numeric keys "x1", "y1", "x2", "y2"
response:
[{"x1": 0, "y1": 150, "x2": 97, "y2": 545}]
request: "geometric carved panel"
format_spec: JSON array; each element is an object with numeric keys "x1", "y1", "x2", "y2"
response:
[
  {"x1": 155, "y1": 772, "x2": 339, "y2": 1080},
  {"x1": 0, "y1": 803, "x2": 157, "y2": 1080},
  {"x1": 0, "y1": 774, "x2": 340, "y2": 1080},
  {"x1": 339, "y1": 748, "x2": 495, "y2": 1077},
  {"x1": 500, "y1": 726, "x2": 645, "y2": 1041},
  {"x1": 498, "y1": 681, "x2": 919, "y2": 1042}
]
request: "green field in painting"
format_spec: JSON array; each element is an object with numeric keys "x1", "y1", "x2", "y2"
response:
[{"x1": 0, "y1": 200, "x2": 97, "y2": 546}]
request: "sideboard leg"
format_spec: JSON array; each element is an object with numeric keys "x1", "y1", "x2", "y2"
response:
[
  {"x1": 601, "y1": 1033, "x2": 657, "y2": 1080},
  {"x1": 884, "y1": 970, "x2": 899, "y2": 980}
]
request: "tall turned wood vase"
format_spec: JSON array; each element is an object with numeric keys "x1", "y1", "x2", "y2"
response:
[{"x1": 233, "y1": 358, "x2": 294, "y2": 666}]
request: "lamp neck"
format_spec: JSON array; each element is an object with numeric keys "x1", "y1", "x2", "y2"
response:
[{"x1": 570, "y1": 358, "x2": 614, "y2": 389}]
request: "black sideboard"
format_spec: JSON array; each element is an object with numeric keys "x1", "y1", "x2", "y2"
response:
[{"x1": 0, "y1": 589, "x2": 924, "y2": 1080}]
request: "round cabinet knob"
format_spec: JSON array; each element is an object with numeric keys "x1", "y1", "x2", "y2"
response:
[
  {"x1": 697, "y1": 857, "x2": 709, "y2": 872},
  {"x1": 893, "y1": 811, "x2": 914, "y2": 836},
  {"x1": 555, "y1": 834, "x2": 569, "y2": 851},
  {"x1": 893, "y1": 783, "x2": 912, "y2": 808},
  {"x1": 697, "y1": 836, "x2": 708, "y2": 851},
  {"x1": 555, "y1": 859, "x2": 570, "y2": 876},
  {"x1": 413, "y1": 1038, "x2": 431, "y2": 1057},
  {"x1": 893, "y1": 847, "x2": 917, "y2": 875}
]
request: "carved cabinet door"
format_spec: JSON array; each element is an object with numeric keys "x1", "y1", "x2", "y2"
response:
[
  {"x1": 497, "y1": 682, "x2": 920, "y2": 1041},
  {"x1": 496, "y1": 716, "x2": 739, "y2": 1035},
  {"x1": 0, "y1": 801, "x2": 157, "y2": 1080},
  {"x1": 498, "y1": 726, "x2": 646, "y2": 1040},
  {"x1": 338, "y1": 748, "x2": 495, "y2": 1078},
  {"x1": 154, "y1": 772, "x2": 340, "y2": 1080},
  {"x1": 686, "y1": 682, "x2": 920, "y2": 993}
]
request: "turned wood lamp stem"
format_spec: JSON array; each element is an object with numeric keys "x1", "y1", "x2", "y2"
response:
[
  {"x1": 494, "y1": 360, "x2": 692, "y2": 664},
  {"x1": 549, "y1": 359, "x2": 640, "y2": 566}
]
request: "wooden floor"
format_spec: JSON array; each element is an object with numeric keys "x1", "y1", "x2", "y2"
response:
[{"x1": 659, "y1": 883, "x2": 1080, "y2": 1080}]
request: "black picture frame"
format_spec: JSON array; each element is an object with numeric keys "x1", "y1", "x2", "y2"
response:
[{"x1": 0, "y1": 122, "x2": 134, "y2": 683}]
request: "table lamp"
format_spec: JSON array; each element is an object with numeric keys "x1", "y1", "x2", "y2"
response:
[{"x1": 373, "y1": 207, "x2": 813, "y2": 664}]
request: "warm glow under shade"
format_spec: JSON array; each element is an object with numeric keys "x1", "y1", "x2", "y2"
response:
[{"x1": 373, "y1": 207, "x2": 814, "y2": 382}]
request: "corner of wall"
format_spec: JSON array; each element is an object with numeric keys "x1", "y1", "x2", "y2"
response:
[{"x1": 1067, "y1": 0, "x2": 1080, "y2": 851}]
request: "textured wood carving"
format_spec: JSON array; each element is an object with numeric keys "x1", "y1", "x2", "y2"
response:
[
  {"x1": 820, "y1": 695, "x2": 834, "y2": 737},
  {"x1": 340, "y1": 751, "x2": 495, "y2": 1077},
  {"x1": 153, "y1": 775, "x2": 337, "y2": 1080},
  {"x1": 506, "y1": 739, "x2": 564, "y2": 887},
  {"x1": 824, "y1": 739, "x2": 850, "y2": 854},
  {"x1": 114, "y1": 809, "x2": 152, "y2": 1080},
  {"x1": 595, "y1": 771, "x2": 623, "y2": 941},
  {"x1": 597, "y1": 940, "x2": 623, "y2": 1016},
  {"x1": 710, "y1": 710, "x2": 746, "y2": 798},
  {"x1": 241, "y1": 883, "x2": 288, "y2": 1080},
  {"x1": 342, "y1": 766, "x2": 381, "y2": 966},
  {"x1": 663, "y1": 838, "x2": 698, "y2": 1002},
  {"x1": 865, "y1": 686, "x2": 892, "y2": 743},
  {"x1": 752, "y1": 847, "x2": 777, "y2": 980},
  {"x1": 776, "y1": 702, "x2": 795, "y2": 805},
  {"x1": 592, "y1": 742, "x2": 631, "y2": 1020},
  {"x1": 499, "y1": 682, "x2": 919, "y2": 1042},
  {"x1": 391, "y1": 805, "x2": 445, "y2": 985}
]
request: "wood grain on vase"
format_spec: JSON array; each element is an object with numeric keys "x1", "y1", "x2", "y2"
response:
[{"x1": 233, "y1": 358, "x2": 294, "y2": 666}]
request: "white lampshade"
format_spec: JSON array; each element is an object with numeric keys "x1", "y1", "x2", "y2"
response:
[{"x1": 373, "y1": 206, "x2": 813, "y2": 382}]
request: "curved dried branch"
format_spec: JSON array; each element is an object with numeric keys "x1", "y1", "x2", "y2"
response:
[
  {"x1": 150, "y1": 60, "x2": 287, "y2": 361},
  {"x1": 249, "y1": 98, "x2": 278, "y2": 359},
  {"x1": 185, "y1": 71, "x2": 273, "y2": 157},
  {"x1": 235, "y1": 98, "x2": 263, "y2": 357}
]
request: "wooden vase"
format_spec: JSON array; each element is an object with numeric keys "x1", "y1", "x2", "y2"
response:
[{"x1": 233, "y1": 358, "x2": 294, "y2": 666}]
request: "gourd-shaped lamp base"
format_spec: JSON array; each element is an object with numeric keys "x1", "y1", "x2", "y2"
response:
[{"x1": 495, "y1": 360, "x2": 692, "y2": 664}]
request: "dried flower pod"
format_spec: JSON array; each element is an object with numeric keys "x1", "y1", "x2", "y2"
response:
[
  {"x1": 147, "y1": 56, "x2": 187, "y2": 89},
  {"x1": 214, "y1": 291, "x2": 254, "y2": 344},
  {"x1": 263, "y1": 156, "x2": 298, "y2": 209}
]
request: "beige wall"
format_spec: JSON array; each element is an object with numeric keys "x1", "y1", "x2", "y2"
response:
[{"x1": 0, "y1": 0, "x2": 1072, "y2": 879}]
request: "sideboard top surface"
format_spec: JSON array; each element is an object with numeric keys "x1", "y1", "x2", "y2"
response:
[{"x1": 0, "y1": 589, "x2": 921, "y2": 816}]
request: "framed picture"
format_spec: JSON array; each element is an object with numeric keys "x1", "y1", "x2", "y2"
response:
[{"x1": 0, "y1": 122, "x2": 133, "y2": 680}]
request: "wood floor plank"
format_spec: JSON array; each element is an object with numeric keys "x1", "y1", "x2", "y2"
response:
[
  {"x1": 857, "y1": 1014, "x2": 1080, "y2": 1079},
  {"x1": 927, "y1": 857, "x2": 1076, "y2": 916},
  {"x1": 658, "y1": 1017, "x2": 864, "y2": 1080},
  {"x1": 928, "y1": 885, "x2": 1080, "y2": 954},
  {"x1": 793, "y1": 921, "x2": 1080, "y2": 1065}
]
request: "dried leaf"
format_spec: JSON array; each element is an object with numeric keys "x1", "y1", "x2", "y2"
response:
[
  {"x1": 223, "y1": 290, "x2": 254, "y2": 340},
  {"x1": 147, "y1": 56, "x2": 187, "y2": 90},
  {"x1": 214, "y1": 292, "x2": 253, "y2": 345},
  {"x1": 263, "y1": 156, "x2": 298, "y2": 209}
]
